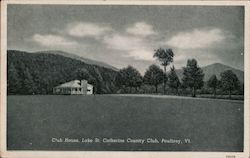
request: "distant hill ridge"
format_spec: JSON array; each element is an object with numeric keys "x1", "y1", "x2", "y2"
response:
[
  {"x1": 35, "y1": 50, "x2": 118, "y2": 71},
  {"x1": 175, "y1": 63, "x2": 244, "y2": 83}
]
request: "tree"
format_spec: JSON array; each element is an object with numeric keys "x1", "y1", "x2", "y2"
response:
[
  {"x1": 134, "y1": 75, "x2": 143, "y2": 92},
  {"x1": 182, "y1": 59, "x2": 204, "y2": 97},
  {"x1": 220, "y1": 70, "x2": 240, "y2": 99},
  {"x1": 30, "y1": 69, "x2": 41, "y2": 94},
  {"x1": 115, "y1": 65, "x2": 142, "y2": 93},
  {"x1": 115, "y1": 70, "x2": 126, "y2": 88},
  {"x1": 75, "y1": 68, "x2": 90, "y2": 80},
  {"x1": 143, "y1": 64, "x2": 164, "y2": 93},
  {"x1": 153, "y1": 48, "x2": 174, "y2": 94},
  {"x1": 207, "y1": 75, "x2": 218, "y2": 97},
  {"x1": 22, "y1": 68, "x2": 36, "y2": 94},
  {"x1": 7, "y1": 63, "x2": 21, "y2": 94},
  {"x1": 168, "y1": 66, "x2": 181, "y2": 95},
  {"x1": 87, "y1": 76, "x2": 97, "y2": 94}
]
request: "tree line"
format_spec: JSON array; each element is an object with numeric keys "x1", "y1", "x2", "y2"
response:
[
  {"x1": 7, "y1": 49, "x2": 243, "y2": 99},
  {"x1": 115, "y1": 48, "x2": 242, "y2": 99}
]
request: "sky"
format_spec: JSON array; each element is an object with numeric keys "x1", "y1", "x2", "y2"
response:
[{"x1": 7, "y1": 5, "x2": 244, "y2": 74}]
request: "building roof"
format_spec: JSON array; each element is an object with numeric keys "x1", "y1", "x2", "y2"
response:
[
  {"x1": 55, "y1": 80, "x2": 81, "y2": 88},
  {"x1": 55, "y1": 80, "x2": 94, "y2": 88}
]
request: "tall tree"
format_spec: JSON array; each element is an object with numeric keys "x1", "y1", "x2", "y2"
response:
[
  {"x1": 153, "y1": 48, "x2": 174, "y2": 94},
  {"x1": 7, "y1": 63, "x2": 21, "y2": 94},
  {"x1": 143, "y1": 64, "x2": 164, "y2": 93},
  {"x1": 22, "y1": 68, "x2": 36, "y2": 94},
  {"x1": 31, "y1": 70, "x2": 41, "y2": 94},
  {"x1": 115, "y1": 70, "x2": 126, "y2": 89},
  {"x1": 134, "y1": 75, "x2": 143, "y2": 92},
  {"x1": 182, "y1": 59, "x2": 204, "y2": 97},
  {"x1": 115, "y1": 65, "x2": 142, "y2": 93},
  {"x1": 220, "y1": 70, "x2": 240, "y2": 99},
  {"x1": 168, "y1": 66, "x2": 180, "y2": 95},
  {"x1": 207, "y1": 75, "x2": 218, "y2": 97}
]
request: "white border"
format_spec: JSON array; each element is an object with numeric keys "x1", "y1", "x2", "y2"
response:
[{"x1": 1, "y1": 1, "x2": 249, "y2": 158}]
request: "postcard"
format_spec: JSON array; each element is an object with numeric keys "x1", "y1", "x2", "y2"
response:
[{"x1": 1, "y1": 1, "x2": 249, "y2": 158}]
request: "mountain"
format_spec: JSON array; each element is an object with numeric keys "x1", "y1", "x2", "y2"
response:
[
  {"x1": 7, "y1": 50, "x2": 118, "y2": 95},
  {"x1": 201, "y1": 63, "x2": 244, "y2": 82},
  {"x1": 175, "y1": 63, "x2": 244, "y2": 83},
  {"x1": 36, "y1": 50, "x2": 119, "y2": 71}
]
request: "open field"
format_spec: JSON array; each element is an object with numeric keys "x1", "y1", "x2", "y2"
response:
[{"x1": 7, "y1": 95, "x2": 243, "y2": 151}]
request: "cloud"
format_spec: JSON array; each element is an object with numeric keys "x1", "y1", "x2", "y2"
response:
[
  {"x1": 32, "y1": 34, "x2": 77, "y2": 47},
  {"x1": 126, "y1": 22, "x2": 156, "y2": 37},
  {"x1": 126, "y1": 49, "x2": 154, "y2": 61},
  {"x1": 172, "y1": 49, "x2": 222, "y2": 69},
  {"x1": 67, "y1": 22, "x2": 112, "y2": 38},
  {"x1": 103, "y1": 34, "x2": 143, "y2": 51},
  {"x1": 103, "y1": 33, "x2": 154, "y2": 61},
  {"x1": 167, "y1": 28, "x2": 226, "y2": 49}
]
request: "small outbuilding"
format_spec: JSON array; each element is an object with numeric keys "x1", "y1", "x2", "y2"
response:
[{"x1": 53, "y1": 80, "x2": 93, "y2": 95}]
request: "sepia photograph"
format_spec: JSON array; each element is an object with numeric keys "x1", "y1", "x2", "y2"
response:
[{"x1": 1, "y1": 1, "x2": 249, "y2": 158}]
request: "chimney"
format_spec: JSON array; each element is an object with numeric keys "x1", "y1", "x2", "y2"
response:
[{"x1": 81, "y1": 80, "x2": 87, "y2": 87}]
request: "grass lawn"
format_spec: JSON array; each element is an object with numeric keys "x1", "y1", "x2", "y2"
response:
[
  {"x1": 197, "y1": 94, "x2": 244, "y2": 100},
  {"x1": 7, "y1": 95, "x2": 243, "y2": 151}
]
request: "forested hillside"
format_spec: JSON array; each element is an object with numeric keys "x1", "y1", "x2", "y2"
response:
[
  {"x1": 37, "y1": 50, "x2": 119, "y2": 71},
  {"x1": 7, "y1": 50, "x2": 118, "y2": 95}
]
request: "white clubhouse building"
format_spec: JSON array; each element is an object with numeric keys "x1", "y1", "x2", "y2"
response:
[{"x1": 53, "y1": 80, "x2": 93, "y2": 95}]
